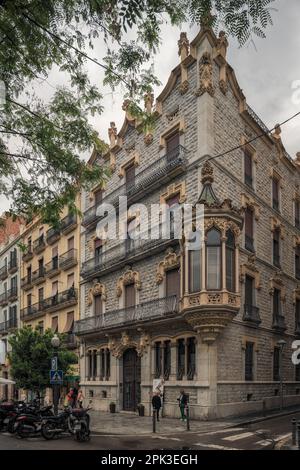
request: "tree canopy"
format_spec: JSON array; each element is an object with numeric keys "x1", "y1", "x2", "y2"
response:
[
  {"x1": 0, "y1": 0, "x2": 276, "y2": 225},
  {"x1": 8, "y1": 326, "x2": 77, "y2": 393}
]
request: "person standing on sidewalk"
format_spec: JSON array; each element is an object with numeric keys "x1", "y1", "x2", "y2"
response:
[
  {"x1": 177, "y1": 390, "x2": 188, "y2": 421},
  {"x1": 152, "y1": 392, "x2": 162, "y2": 421}
]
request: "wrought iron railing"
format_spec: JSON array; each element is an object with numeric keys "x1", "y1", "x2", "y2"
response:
[
  {"x1": 7, "y1": 287, "x2": 18, "y2": 300},
  {"x1": 22, "y1": 245, "x2": 33, "y2": 261},
  {"x1": 32, "y1": 267, "x2": 46, "y2": 284},
  {"x1": 21, "y1": 288, "x2": 78, "y2": 319},
  {"x1": 0, "y1": 292, "x2": 8, "y2": 305},
  {"x1": 82, "y1": 145, "x2": 187, "y2": 227},
  {"x1": 33, "y1": 235, "x2": 46, "y2": 252},
  {"x1": 243, "y1": 304, "x2": 261, "y2": 324},
  {"x1": 245, "y1": 235, "x2": 255, "y2": 253},
  {"x1": 272, "y1": 313, "x2": 286, "y2": 331},
  {"x1": 46, "y1": 227, "x2": 60, "y2": 244},
  {"x1": 0, "y1": 315, "x2": 17, "y2": 333},
  {"x1": 74, "y1": 295, "x2": 178, "y2": 335},
  {"x1": 61, "y1": 214, "x2": 77, "y2": 233},
  {"x1": 0, "y1": 265, "x2": 8, "y2": 280},
  {"x1": 59, "y1": 249, "x2": 78, "y2": 270},
  {"x1": 8, "y1": 258, "x2": 18, "y2": 272}
]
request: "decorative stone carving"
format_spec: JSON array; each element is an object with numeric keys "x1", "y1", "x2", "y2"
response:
[
  {"x1": 88, "y1": 282, "x2": 107, "y2": 305},
  {"x1": 241, "y1": 194, "x2": 261, "y2": 220},
  {"x1": 144, "y1": 91, "x2": 154, "y2": 114},
  {"x1": 144, "y1": 133, "x2": 153, "y2": 145},
  {"x1": 122, "y1": 99, "x2": 135, "y2": 122},
  {"x1": 240, "y1": 254, "x2": 261, "y2": 289},
  {"x1": 295, "y1": 152, "x2": 300, "y2": 167},
  {"x1": 178, "y1": 32, "x2": 189, "y2": 61},
  {"x1": 116, "y1": 270, "x2": 142, "y2": 297},
  {"x1": 195, "y1": 52, "x2": 214, "y2": 97},
  {"x1": 204, "y1": 217, "x2": 241, "y2": 238},
  {"x1": 108, "y1": 122, "x2": 117, "y2": 148},
  {"x1": 270, "y1": 216, "x2": 285, "y2": 239},
  {"x1": 269, "y1": 273, "x2": 286, "y2": 300},
  {"x1": 216, "y1": 31, "x2": 228, "y2": 60},
  {"x1": 160, "y1": 182, "x2": 186, "y2": 205},
  {"x1": 183, "y1": 310, "x2": 236, "y2": 344},
  {"x1": 293, "y1": 285, "x2": 300, "y2": 304},
  {"x1": 219, "y1": 79, "x2": 228, "y2": 95},
  {"x1": 107, "y1": 331, "x2": 150, "y2": 358},
  {"x1": 179, "y1": 80, "x2": 189, "y2": 95},
  {"x1": 156, "y1": 248, "x2": 180, "y2": 284}
]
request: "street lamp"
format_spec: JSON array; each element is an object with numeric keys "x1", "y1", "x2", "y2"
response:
[
  {"x1": 277, "y1": 339, "x2": 287, "y2": 411},
  {"x1": 51, "y1": 334, "x2": 61, "y2": 415}
]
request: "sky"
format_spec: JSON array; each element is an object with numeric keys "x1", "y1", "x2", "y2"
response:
[{"x1": 0, "y1": 0, "x2": 299, "y2": 213}]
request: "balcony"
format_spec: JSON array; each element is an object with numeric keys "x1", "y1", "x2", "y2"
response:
[
  {"x1": 0, "y1": 292, "x2": 8, "y2": 306},
  {"x1": 74, "y1": 295, "x2": 178, "y2": 335},
  {"x1": 21, "y1": 288, "x2": 78, "y2": 320},
  {"x1": 82, "y1": 145, "x2": 187, "y2": 228},
  {"x1": 59, "y1": 249, "x2": 78, "y2": 271},
  {"x1": 22, "y1": 245, "x2": 33, "y2": 262},
  {"x1": 272, "y1": 313, "x2": 287, "y2": 332},
  {"x1": 243, "y1": 304, "x2": 261, "y2": 325},
  {"x1": 7, "y1": 287, "x2": 18, "y2": 302},
  {"x1": 245, "y1": 235, "x2": 255, "y2": 253},
  {"x1": 45, "y1": 258, "x2": 60, "y2": 278},
  {"x1": 33, "y1": 235, "x2": 46, "y2": 254},
  {"x1": 31, "y1": 267, "x2": 46, "y2": 286},
  {"x1": 21, "y1": 275, "x2": 33, "y2": 290},
  {"x1": 81, "y1": 231, "x2": 178, "y2": 280},
  {"x1": 0, "y1": 265, "x2": 8, "y2": 281},
  {"x1": 8, "y1": 258, "x2": 18, "y2": 274},
  {"x1": 46, "y1": 227, "x2": 60, "y2": 245},
  {"x1": 0, "y1": 315, "x2": 17, "y2": 334},
  {"x1": 63, "y1": 332, "x2": 77, "y2": 349},
  {"x1": 61, "y1": 214, "x2": 77, "y2": 235},
  {"x1": 273, "y1": 254, "x2": 281, "y2": 268}
]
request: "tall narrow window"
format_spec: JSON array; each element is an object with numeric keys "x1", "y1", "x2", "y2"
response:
[
  {"x1": 295, "y1": 246, "x2": 300, "y2": 280},
  {"x1": 226, "y1": 229, "x2": 235, "y2": 292},
  {"x1": 165, "y1": 194, "x2": 180, "y2": 238},
  {"x1": 189, "y1": 249, "x2": 201, "y2": 293},
  {"x1": 163, "y1": 341, "x2": 171, "y2": 380},
  {"x1": 273, "y1": 347, "x2": 280, "y2": 381},
  {"x1": 273, "y1": 228, "x2": 280, "y2": 267},
  {"x1": 125, "y1": 164, "x2": 135, "y2": 190},
  {"x1": 166, "y1": 131, "x2": 179, "y2": 161},
  {"x1": 155, "y1": 342, "x2": 162, "y2": 378},
  {"x1": 244, "y1": 149, "x2": 253, "y2": 187},
  {"x1": 125, "y1": 283, "x2": 135, "y2": 308},
  {"x1": 295, "y1": 199, "x2": 300, "y2": 228},
  {"x1": 272, "y1": 177, "x2": 280, "y2": 211},
  {"x1": 94, "y1": 189, "x2": 102, "y2": 207},
  {"x1": 92, "y1": 350, "x2": 97, "y2": 380},
  {"x1": 51, "y1": 316, "x2": 58, "y2": 333},
  {"x1": 206, "y1": 229, "x2": 221, "y2": 290},
  {"x1": 244, "y1": 275, "x2": 255, "y2": 321},
  {"x1": 245, "y1": 207, "x2": 254, "y2": 252},
  {"x1": 187, "y1": 337, "x2": 196, "y2": 380},
  {"x1": 177, "y1": 339, "x2": 185, "y2": 380},
  {"x1": 273, "y1": 288, "x2": 281, "y2": 323},
  {"x1": 67, "y1": 236, "x2": 74, "y2": 251},
  {"x1": 94, "y1": 295, "x2": 102, "y2": 316},
  {"x1": 52, "y1": 246, "x2": 58, "y2": 269},
  {"x1": 27, "y1": 265, "x2": 32, "y2": 282},
  {"x1": 245, "y1": 342, "x2": 254, "y2": 381},
  {"x1": 94, "y1": 238, "x2": 103, "y2": 265},
  {"x1": 166, "y1": 268, "x2": 180, "y2": 299},
  {"x1": 38, "y1": 257, "x2": 44, "y2": 276},
  {"x1": 38, "y1": 287, "x2": 44, "y2": 309}
]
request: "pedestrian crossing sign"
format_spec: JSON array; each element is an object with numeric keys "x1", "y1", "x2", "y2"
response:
[{"x1": 50, "y1": 369, "x2": 63, "y2": 384}]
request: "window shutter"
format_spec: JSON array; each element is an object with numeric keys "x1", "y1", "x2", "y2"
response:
[
  {"x1": 166, "y1": 268, "x2": 180, "y2": 298},
  {"x1": 125, "y1": 165, "x2": 135, "y2": 187},
  {"x1": 51, "y1": 316, "x2": 58, "y2": 333},
  {"x1": 94, "y1": 295, "x2": 102, "y2": 315},
  {"x1": 166, "y1": 132, "x2": 179, "y2": 154},
  {"x1": 67, "y1": 236, "x2": 74, "y2": 251},
  {"x1": 125, "y1": 284, "x2": 135, "y2": 308}
]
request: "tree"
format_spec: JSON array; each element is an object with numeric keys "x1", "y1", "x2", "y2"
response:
[
  {"x1": 8, "y1": 326, "x2": 77, "y2": 396},
  {"x1": 0, "y1": 1, "x2": 276, "y2": 225}
]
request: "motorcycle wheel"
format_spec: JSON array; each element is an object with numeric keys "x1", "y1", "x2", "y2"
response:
[
  {"x1": 17, "y1": 423, "x2": 33, "y2": 438},
  {"x1": 7, "y1": 420, "x2": 16, "y2": 434},
  {"x1": 75, "y1": 422, "x2": 90, "y2": 442},
  {"x1": 41, "y1": 422, "x2": 56, "y2": 440}
]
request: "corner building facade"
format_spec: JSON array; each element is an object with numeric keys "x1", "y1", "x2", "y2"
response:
[{"x1": 76, "y1": 27, "x2": 300, "y2": 419}]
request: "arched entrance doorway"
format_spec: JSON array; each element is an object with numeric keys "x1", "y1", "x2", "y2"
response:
[{"x1": 123, "y1": 348, "x2": 141, "y2": 411}]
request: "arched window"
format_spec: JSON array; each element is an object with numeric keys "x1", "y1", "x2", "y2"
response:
[
  {"x1": 206, "y1": 229, "x2": 221, "y2": 290},
  {"x1": 226, "y1": 229, "x2": 235, "y2": 292}
]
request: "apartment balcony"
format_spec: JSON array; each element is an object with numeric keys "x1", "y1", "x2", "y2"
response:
[
  {"x1": 33, "y1": 236, "x2": 46, "y2": 254},
  {"x1": 0, "y1": 265, "x2": 8, "y2": 281},
  {"x1": 46, "y1": 226, "x2": 61, "y2": 245},
  {"x1": 7, "y1": 287, "x2": 18, "y2": 302},
  {"x1": 8, "y1": 258, "x2": 18, "y2": 275},
  {"x1": 59, "y1": 249, "x2": 78, "y2": 271},
  {"x1": 22, "y1": 245, "x2": 33, "y2": 262},
  {"x1": 31, "y1": 267, "x2": 46, "y2": 286},
  {"x1": 45, "y1": 258, "x2": 61, "y2": 278},
  {"x1": 63, "y1": 332, "x2": 77, "y2": 349},
  {"x1": 0, "y1": 315, "x2": 17, "y2": 335},
  {"x1": 81, "y1": 233, "x2": 178, "y2": 280},
  {"x1": 0, "y1": 292, "x2": 8, "y2": 306},
  {"x1": 245, "y1": 235, "x2": 255, "y2": 253},
  {"x1": 74, "y1": 295, "x2": 178, "y2": 336},
  {"x1": 21, "y1": 275, "x2": 33, "y2": 290},
  {"x1": 61, "y1": 213, "x2": 77, "y2": 235},
  {"x1": 82, "y1": 145, "x2": 187, "y2": 228},
  {"x1": 243, "y1": 304, "x2": 261, "y2": 325},
  {"x1": 272, "y1": 313, "x2": 287, "y2": 332},
  {"x1": 21, "y1": 288, "x2": 78, "y2": 320},
  {"x1": 273, "y1": 254, "x2": 281, "y2": 268}
]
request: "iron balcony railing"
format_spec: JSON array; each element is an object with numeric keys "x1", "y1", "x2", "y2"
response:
[
  {"x1": 82, "y1": 145, "x2": 187, "y2": 227},
  {"x1": 8, "y1": 258, "x2": 18, "y2": 273},
  {"x1": 45, "y1": 257, "x2": 60, "y2": 277},
  {"x1": 32, "y1": 267, "x2": 46, "y2": 284},
  {"x1": 245, "y1": 235, "x2": 255, "y2": 253},
  {"x1": 46, "y1": 227, "x2": 61, "y2": 245},
  {"x1": 7, "y1": 287, "x2": 18, "y2": 300},
  {"x1": 81, "y1": 227, "x2": 178, "y2": 279},
  {"x1": 59, "y1": 249, "x2": 78, "y2": 270},
  {"x1": 61, "y1": 213, "x2": 77, "y2": 234},
  {"x1": 243, "y1": 304, "x2": 261, "y2": 324},
  {"x1": 21, "y1": 288, "x2": 78, "y2": 319},
  {"x1": 63, "y1": 332, "x2": 77, "y2": 348},
  {"x1": 74, "y1": 295, "x2": 178, "y2": 335},
  {"x1": 33, "y1": 235, "x2": 46, "y2": 253},
  {"x1": 22, "y1": 244, "x2": 33, "y2": 261},
  {"x1": 0, "y1": 265, "x2": 8, "y2": 280},
  {"x1": 272, "y1": 313, "x2": 286, "y2": 331},
  {"x1": 0, "y1": 315, "x2": 17, "y2": 333},
  {"x1": 21, "y1": 275, "x2": 33, "y2": 289},
  {"x1": 273, "y1": 254, "x2": 281, "y2": 268},
  {"x1": 0, "y1": 292, "x2": 8, "y2": 305}
]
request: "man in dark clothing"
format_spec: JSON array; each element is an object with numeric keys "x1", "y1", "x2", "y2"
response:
[
  {"x1": 152, "y1": 392, "x2": 162, "y2": 421},
  {"x1": 177, "y1": 390, "x2": 188, "y2": 421}
]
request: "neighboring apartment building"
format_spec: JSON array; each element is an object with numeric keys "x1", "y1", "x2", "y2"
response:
[
  {"x1": 20, "y1": 203, "x2": 81, "y2": 383},
  {"x1": 75, "y1": 26, "x2": 300, "y2": 419},
  {"x1": 0, "y1": 215, "x2": 23, "y2": 400}
]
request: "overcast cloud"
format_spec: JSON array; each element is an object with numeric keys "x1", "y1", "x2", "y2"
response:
[{"x1": 0, "y1": 0, "x2": 299, "y2": 213}]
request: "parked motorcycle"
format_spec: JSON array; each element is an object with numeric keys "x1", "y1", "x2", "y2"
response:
[
  {"x1": 41, "y1": 406, "x2": 91, "y2": 442},
  {"x1": 15, "y1": 404, "x2": 54, "y2": 438},
  {"x1": 72, "y1": 407, "x2": 91, "y2": 442},
  {"x1": 0, "y1": 401, "x2": 16, "y2": 431}
]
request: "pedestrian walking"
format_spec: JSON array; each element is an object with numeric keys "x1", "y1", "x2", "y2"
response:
[
  {"x1": 64, "y1": 388, "x2": 74, "y2": 408},
  {"x1": 77, "y1": 389, "x2": 84, "y2": 408},
  {"x1": 152, "y1": 392, "x2": 162, "y2": 421},
  {"x1": 72, "y1": 386, "x2": 78, "y2": 408},
  {"x1": 177, "y1": 389, "x2": 188, "y2": 421}
]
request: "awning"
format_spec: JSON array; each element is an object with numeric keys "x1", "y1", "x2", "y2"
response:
[
  {"x1": 62, "y1": 311, "x2": 74, "y2": 333},
  {"x1": 0, "y1": 377, "x2": 15, "y2": 385}
]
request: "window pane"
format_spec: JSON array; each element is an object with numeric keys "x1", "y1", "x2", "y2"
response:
[
  {"x1": 125, "y1": 284, "x2": 135, "y2": 308},
  {"x1": 166, "y1": 268, "x2": 180, "y2": 298},
  {"x1": 189, "y1": 250, "x2": 201, "y2": 293},
  {"x1": 245, "y1": 342, "x2": 254, "y2": 381},
  {"x1": 245, "y1": 275, "x2": 254, "y2": 306},
  {"x1": 206, "y1": 246, "x2": 221, "y2": 290}
]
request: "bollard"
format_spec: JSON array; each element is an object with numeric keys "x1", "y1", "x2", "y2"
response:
[
  {"x1": 186, "y1": 405, "x2": 190, "y2": 431},
  {"x1": 152, "y1": 408, "x2": 156, "y2": 433},
  {"x1": 292, "y1": 418, "x2": 297, "y2": 446},
  {"x1": 297, "y1": 421, "x2": 300, "y2": 450}
]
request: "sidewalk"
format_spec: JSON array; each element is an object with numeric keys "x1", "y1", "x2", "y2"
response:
[{"x1": 89, "y1": 405, "x2": 300, "y2": 436}]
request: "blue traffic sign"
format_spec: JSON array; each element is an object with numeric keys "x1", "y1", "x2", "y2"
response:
[
  {"x1": 50, "y1": 369, "x2": 63, "y2": 384},
  {"x1": 51, "y1": 357, "x2": 58, "y2": 371}
]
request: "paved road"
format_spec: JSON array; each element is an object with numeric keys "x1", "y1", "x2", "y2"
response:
[{"x1": 0, "y1": 412, "x2": 298, "y2": 450}]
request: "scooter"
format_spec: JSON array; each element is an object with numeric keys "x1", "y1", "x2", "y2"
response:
[{"x1": 15, "y1": 405, "x2": 53, "y2": 438}]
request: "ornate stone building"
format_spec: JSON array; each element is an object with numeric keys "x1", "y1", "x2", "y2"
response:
[{"x1": 75, "y1": 26, "x2": 300, "y2": 419}]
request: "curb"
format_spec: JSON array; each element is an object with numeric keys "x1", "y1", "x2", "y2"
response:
[{"x1": 230, "y1": 408, "x2": 300, "y2": 428}]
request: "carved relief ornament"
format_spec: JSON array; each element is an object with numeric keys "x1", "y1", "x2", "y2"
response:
[
  {"x1": 240, "y1": 254, "x2": 261, "y2": 289},
  {"x1": 204, "y1": 218, "x2": 241, "y2": 238},
  {"x1": 195, "y1": 52, "x2": 215, "y2": 97},
  {"x1": 116, "y1": 270, "x2": 141, "y2": 297},
  {"x1": 88, "y1": 282, "x2": 106, "y2": 305},
  {"x1": 107, "y1": 331, "x2": 150, "y2": 358},
  {"x1": 156, "y1": 248, "x2": 180, "y2": 284}
]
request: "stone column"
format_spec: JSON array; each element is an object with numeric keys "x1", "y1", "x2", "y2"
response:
[
  {"x1": 170, "y1": 340, "x2": 177, "y2": 381},
  {"x1": 235, "y1": 243, "x2": 240, "y2": 293},
  {"x1": 196, "y1": 338, "x2": 218, "y2": 419}
]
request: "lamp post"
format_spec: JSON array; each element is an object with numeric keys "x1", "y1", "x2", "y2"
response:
[
  {"x1": 277, "y1": 339, "x2": 286, "y2": 411},
  {"x1": 51, "y1": 334, "x2": 61, "y2": 416}
]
